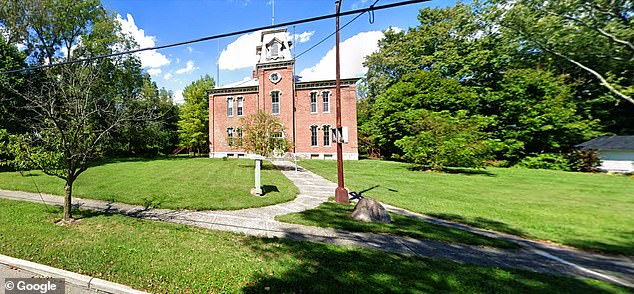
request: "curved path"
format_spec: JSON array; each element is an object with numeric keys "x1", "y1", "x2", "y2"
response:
[{"x1": 0, "y1": 160, "x2": 632, "y2": 288}]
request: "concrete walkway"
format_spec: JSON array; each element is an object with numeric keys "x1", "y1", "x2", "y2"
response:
[{"x1": 0, "y1": 160, "x2": 632, "y2": 288}]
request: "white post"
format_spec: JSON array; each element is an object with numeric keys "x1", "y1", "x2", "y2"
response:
[{"x1": 251, "y1": 155, "x2": 265, "y2": 196}]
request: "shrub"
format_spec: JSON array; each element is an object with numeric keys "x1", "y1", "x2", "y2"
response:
[
  {"x1": 395, "y1": 110, "x2": 493, "y2": 170},
  {"x1": 517, "y1": 153, "x2": 571, "y2": 171},
  {"x1": 567, "y1": 149, "x2": 600, "y2": 172}
]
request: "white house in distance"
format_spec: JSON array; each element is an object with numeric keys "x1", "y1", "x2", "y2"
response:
[{"x1": 576, "y1": 136, "x2": 634, "y2": 173}]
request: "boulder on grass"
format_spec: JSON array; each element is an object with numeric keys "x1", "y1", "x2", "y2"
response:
[{"x1": 351, "y1": 198, "x2": 391, "y2": 223}]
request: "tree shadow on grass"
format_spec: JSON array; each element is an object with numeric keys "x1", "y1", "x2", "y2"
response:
[
  {"x1": 86, "y1": 155, "x2": 198, "y2": 168},
  {"x1": 427, "y1": 213, "x2": 528, "y2": 238},
  {"x1": 406, "y1": 165, "x2": 496, "y2": 176},
  {"x1": 240, "y1": 236, "x2": 623, "y2": 293},
  {"x1": 564, "y1": 232, "x2": 634, "y2": 257},
  {"x1": 278, "y1": 202, "x2": 517, "y2": 248},
  {"x1": 237, "y1": 163, "x2": 280, "y2": 171}
]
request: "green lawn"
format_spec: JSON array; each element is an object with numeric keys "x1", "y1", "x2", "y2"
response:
[
  {"x1": 298, "y1": 160, "x2": 634, "y2": 256},
  {"x1": 276, "y1": 201, "x2": 517, "y2": 249},
  {"x1": 0, "y1": 199, "x2": 628, "y2": 293},
  {"x1": 0, "y1": 157, "x2": 298, "y2": 210}
]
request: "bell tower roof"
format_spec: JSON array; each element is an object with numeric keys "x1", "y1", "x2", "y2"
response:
[{"x1": 256, "y1": 28, "x2": 293, "y2": 65}]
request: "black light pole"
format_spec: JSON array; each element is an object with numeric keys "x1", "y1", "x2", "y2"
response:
[{"x1": 334, "y1": 0, "x2": 349, "y2": 204}]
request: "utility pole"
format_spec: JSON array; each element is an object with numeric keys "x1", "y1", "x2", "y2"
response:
[{"x1": 334, "y1": 0, "x2": 349, "y2": 204}]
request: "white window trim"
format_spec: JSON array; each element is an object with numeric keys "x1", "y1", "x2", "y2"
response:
[
  {"x1": 227, "y1": 97, "x2": 234, "y2": 117},
  {"x1": 310, "y1": 124, "x2": 319, "y2": 147},
  {"x1": 322, "y1": 91, "x2": 331, "y2": 113},
  {"x1": 309, "y1": 91, "x2": 318, "y2": 114},
  {"x1": 271, "y1": 90, "x2": 281, "y2": 115},
  {"x1": 322, "y1": 124, "x2": 331, "y2": 147},
  {"x1": 237, "y1": 96, "x2": 244, "y2": 116}
]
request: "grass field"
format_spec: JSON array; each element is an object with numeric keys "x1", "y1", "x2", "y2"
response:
[
  {"x1": 276, "y1": 201, "x2": 518, "y2": 248},
  {"x1": 298, "y1": 160, "x2": 634, "y2": 256},
  {"x1": 0, "y1": 157, "x2": 298, "y2": 210},
  {"x1": 0, "y1": 199, "x2": 627, "y2": 293}
]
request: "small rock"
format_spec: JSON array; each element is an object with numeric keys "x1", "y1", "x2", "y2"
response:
[{"x1": 351, "y1": 198, "x2": 391, "y2": 223}]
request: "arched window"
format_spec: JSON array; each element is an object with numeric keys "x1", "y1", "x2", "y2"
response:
[
  {"x1": 236, "y1": 128, "x2": 243, "y2": 146},
  {"x1": 227, "y1": 128, "x2": 234, "y2": 147},
  {"x1": 310, "y1": 125, "x2": 318, "y2": 147},
  {"x1": 237, "y1": 97, "x2": 244, "y2": 116},
  {"x1": 310, "y1": 92, "x2": 317, "y2": 113},
  {"x1": 227, "y1": 97, "x2": 234, "y2": 117},
  {"x1": 271, "y1": 91, "x2": 280, "y2": 115},
  {"x1": 322, "y1": 91, "x2": 330, "y2": 113},
  {"x1": 323, "y1": 125, "x2": 331, "y2": 147}
]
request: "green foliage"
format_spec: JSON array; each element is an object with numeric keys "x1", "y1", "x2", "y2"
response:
[
  {"x1": 240, "y1": 111, "x2": 290, "y2": 157},
  {"x1": 517, "y1": 153, "x2": 572, "y2": 171},
  {"x1": 0, "y1": 0, "x2": 165, "y2": 220},
  {"x1": 395, "y1": 110, "x2": 493, "y2": 169},
  {"x1": 516, "y1": 150, "x2": 601, "y2": 172},
  {"x1": 177, "y1": 75, "x2": 215, "y2": 155},
  {"x1": 486, "y1": 0, "x2": 634, "y2": 106},
  {"x1": 0, "y1": 36, "x2": 28, "y2": 135},
  {"x1": 483, "y1": 68, "x2": 602, "y2": 161},
  {"x1": 366, "y1": 71, "x2": 479, "y2": 156},
  {"x1": 114, "y1": 77, "x2": 179, "y2": 156},
  {"x1": 359, "y1": 2, "x2": 625, "y2": 168}
]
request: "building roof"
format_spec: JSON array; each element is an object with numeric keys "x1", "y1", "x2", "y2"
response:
[
  {"x1": 215, "y1": 78, "x2": 259, "y2": 89},
  {"x1": 576, "y1": 136, "x2": 634, "y2": 151}
]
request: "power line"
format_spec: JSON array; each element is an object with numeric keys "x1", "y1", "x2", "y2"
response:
[{"x1": 1, "y1": 0, "x2": 430, "y2": 75}]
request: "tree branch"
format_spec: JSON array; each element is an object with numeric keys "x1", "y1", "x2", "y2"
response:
[{"x1": 532, "y1": 39, "x2": 634, "y2": 105}]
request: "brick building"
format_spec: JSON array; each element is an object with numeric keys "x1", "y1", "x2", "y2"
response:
[{"x1": 208, "y1": 28, "x2": 359, "y2": 160}]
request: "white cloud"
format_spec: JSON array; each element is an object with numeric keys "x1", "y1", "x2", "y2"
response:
[
  {"x1": 186, "y1": 46, "x2": 193, "y2": 53},
  {"x1": 147, "y1": 68, "x2": 162, "y2": 75},
  {"x1": 299, "y1": 31, "x2": 384, "y2": 81},
  {"x1": 218, "y1": 31, "x2": 261, "y2": 70},
  {"x1": 60, "y1": 44, "x2": 78, "y2": 58},
  {"x1": 176, "y1": 58, "x2": 180, "y2": 64},
  {"x1": 292, "y1": 31, "x2": 314, "y2": 43},
  {"x1": 163, "y1": 73, "x2": 173, "y2": 80},
  {"x1": 387, "y1": 26, "x2": 403, "y2": 33},
  {"x1": 351, "y1": 0, "x2": 371, "y2": 10},
  {"x1": 172, "y1": 90, "x2": 185, "y2": 104},
  {"x1": 116, "y1": 13, "x2": 170, "y2": 69},
  {"x1": 175, "y1": 60, "x2": 196, "y2": 74},
  {"x1": 218, "y1": 30, "x2": 314, "y2": 70}
]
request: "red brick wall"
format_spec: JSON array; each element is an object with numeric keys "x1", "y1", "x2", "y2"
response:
[
  {"x1": 209, "y1": 63, "x2": 358, "y2": 158},
  {"x1": 294, "y1": 86, "x2": 358, "y2": 155},
  {"x1": 257, "y1": 65, "x2": 295, "y2": 148}
]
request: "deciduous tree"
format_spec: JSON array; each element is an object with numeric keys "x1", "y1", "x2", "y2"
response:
[{"x1": 240, "y1": 112, "x2": 290, "y2": 157}]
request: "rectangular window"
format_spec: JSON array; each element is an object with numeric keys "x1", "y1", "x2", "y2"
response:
[
  {"x1": 310, "y1": 125, "x2": 318, "y2": 147},
  {"x1": 236, "y1": 128, "x2": 243, "y2": 147},
  {"x1": 227, "y1": 128, "x2": 234, "y2": 147},
  {"x1": 227, "y1": 97, "x2": 234, "y2": 117},
  {"x1": 322, "y1": 92, "x2": 330, "y2": 113},
  {"x1": 237, "y1": 97, "x2": 244, "y2": 116},
  {"x1": 310, "y1": 92, "x2": 317, "y2": 113},
  {"x1": 323, "y1": 125, "x2": 331, "y2": 147},
  {"x1": 271, "y1": 91, "x2": 280, "y2": 115}
]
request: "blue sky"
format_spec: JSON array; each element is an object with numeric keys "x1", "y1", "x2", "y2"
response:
[{"x1": 101, "y1": 0, "x2": 458, "y2": 102}]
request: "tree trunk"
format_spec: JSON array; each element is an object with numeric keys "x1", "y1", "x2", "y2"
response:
[{"x1": 63, "y1": 180, "x2": 73, "y2": 221}]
